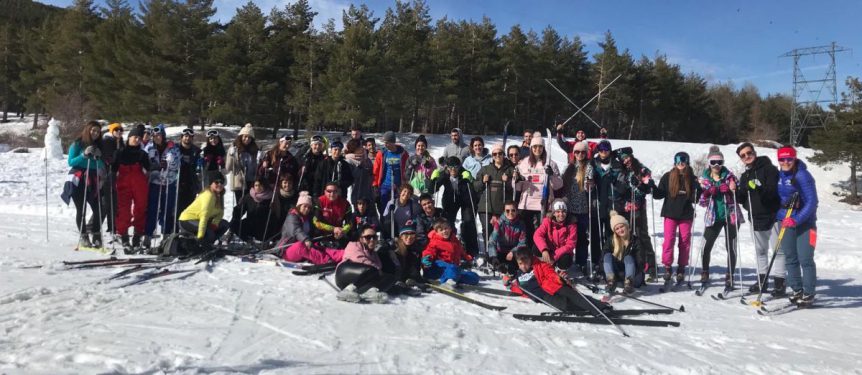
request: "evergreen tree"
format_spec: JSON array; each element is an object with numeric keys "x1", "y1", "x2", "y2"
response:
[{"x1": 810, "y1": 77, "x2": 862, "y2": 204}]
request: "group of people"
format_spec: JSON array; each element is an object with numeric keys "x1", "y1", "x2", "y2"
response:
[{"x1": 64, "y1": 121, "x2": 820, "y2": 309}]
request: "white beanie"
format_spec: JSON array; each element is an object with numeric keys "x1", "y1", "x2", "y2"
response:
[
  {"x1": 239, "y1": 123, "x2": 253, "y2": 137},
  {"x1": 552, "y1": 199, "x2": 567, "y2": 212},
  {"x1": 609, "y1": 210, "x2": 629, "y2": 229}
]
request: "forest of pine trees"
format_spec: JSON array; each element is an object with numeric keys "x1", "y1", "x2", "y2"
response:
[{"x1": 1, "y1": 0, "x2": 797, "y2": 143}]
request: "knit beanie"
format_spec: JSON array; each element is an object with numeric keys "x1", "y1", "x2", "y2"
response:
[
  {"x1": 596, "y1": 140, "x2": 612, "y2": 152},
  {"x1": 108, "y1": 123, "x2": 122, "y2": 133},
  {"x1": 491, "y1": 143, "x2": 504, "y2": 153},
  {"x1": 296, "y1": 191, "x2": 313, "y2": 207},
  {"x1": 529, "y1": 135, "x2": 544, "y2": 147},
  {"x1": 708, "y1": 145, "x2": 724, "y2": 161},
  {"x1": 129, "y1": 124, "x2": 144, "y2": 138},
  {"x1": 551, "y1": 199, "x2": 567, "y2": 212},
  {"x1": 609, "y1": 210, "x2": 629, "y2": 229},
  {"x1": 777, "y1": 145, "x2": 797, "y2": 159},
  {"x1": 239, "y1": 123, "x2": 253, "y2": 137},
  {"x1": 573, "y1": 141, "x2": 588, "y2": 152},
  {"x1": 383, "y1": 131, "x2": 396, "y2": 144}
]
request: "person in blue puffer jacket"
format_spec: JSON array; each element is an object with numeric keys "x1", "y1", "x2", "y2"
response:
[{"x1": 775, "y1": 145, "x2": 818, "y2": 308}]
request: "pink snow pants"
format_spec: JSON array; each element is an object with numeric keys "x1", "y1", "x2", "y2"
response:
[
  {"x1": 662, "y1": 218, "x2": 692, "y2": 268},
  {"x1": 283, "y1": 241, "x2": 344, "y2": 265}
]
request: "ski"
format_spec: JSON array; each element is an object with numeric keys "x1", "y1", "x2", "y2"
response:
[
  {"x1": 513, "y1": 314, "x2": 680, "y2": 327},
  {"x1": 66, "y1": 258, "x2": 167, "y2": 269},
  {"x1": 117, "y1": 269, "x2": 200, "y2": 288},
  {"x1": 451, "y1": 284, "x2": 519, "y2": 297},
  {"x1": 712, "y1": 289, "x2": 753, "y2": 301},
  {"x1": 694, "y1": 281, "x2": 709, "y2": 296},
  {"x1": 424, "y1": 283, "x2": 507, "y2": 311},
  {"x1": 540, "y1": 308, "x2": 674, "y2": 317},
  {"x1": 74, "y1": 245, "x2": 115, "y2": 255},
  {"x1": 62, "y1": 257, "x2": 120, "y2": 266},
  {"x1": 291, "y1": 262, "x2": 337, "y2": 276}
]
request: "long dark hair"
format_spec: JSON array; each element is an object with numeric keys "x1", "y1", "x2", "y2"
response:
[
  {"x1": 233, "y1": 135, "x2": 259, "y2": 155},
  {"x1": 77, "y1": 120, "x2": 102, "y2": 147},
  {"x1": 668, "y1": 165, "x2": 695, "y2": 199}
]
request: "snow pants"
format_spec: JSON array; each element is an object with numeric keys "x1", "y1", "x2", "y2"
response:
[
  {"x1": 282, "y1": 241, "x2": 344, "y2": 265},
  {"x1": 178, "y1": 220, "x2": 229, "y2": 247},
  {"x1": 115, "y1": 170, "x2": 148, "y2": 236},
  {"x1": 702, "y1": 221, "x2": 737, "y2": 274},
  {"x1": 753, "y1": 223, "x2": 785, "y2": 277},
  {"x1": 145, "y1": 182, "x2": 177, "y2": 236},
  {"x1": 782, "y1": 222, "x2": 817, "y2": 296},
  {"x1": 334, "y1": 261, "x2": 396, "y2": 293},
  {"x1": 662, "y1": 218, "x2": 692, "y2": 269},
  {"x1": 423, "y1": 260, "x2": 479, "y2": 285}
]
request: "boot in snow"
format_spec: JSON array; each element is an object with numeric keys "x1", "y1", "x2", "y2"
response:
[
  {"x1": 675, "y1": 267, "x2": 686, "y2": 284},
  {"x1": 623, "y1": 278, "x2": 635, "y2": 295},
  {"x1": 605, "y1": 276, "x2": 616, "y2": 294},
  {"x1": 360, "y1": 287, "x2": 389, "y2": 304},
  {"x1": 724, "y1": 273, "x2": 732, "y2": 290},
  {"x1": 141, "y1": 235, "x2": 151, "y2": 249},
  {"x1": 796, "y1": 294, "x2": 815, "y2": 308},
  {"x1": 121, "y1": 235, "x2": 132, "y2": 248},
  {"x1": 788, "y1": 289, "x2": 803, "y2": 304},
  {"x1": 132, "y1": 235, "x2": 142, "y2": 248},
  {"x1": 663, "y1": 269, "x2": 673, "y2": 282},
  {"x1": 700, "y1": 271, "x2": 709, "y2": 283},
  {"x1": 771, "y1": 277, "x2": 787, "y2": 298},
  {"x1": 336, "y1": 284, "x2": 362, "y2": 303},
  {"x1": 78, "y1": 233, "x2": 93, "y2": 248},
  {"x1": 749, "y1": 274, "x2": 768, "y2": 293},
  {"x1": 90, "y1": 233, "x2": 103, "y2": 248}
]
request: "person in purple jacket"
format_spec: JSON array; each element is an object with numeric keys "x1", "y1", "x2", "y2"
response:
[{"x1": 775, "y1": 145, "x2": 819, "y2": 308}]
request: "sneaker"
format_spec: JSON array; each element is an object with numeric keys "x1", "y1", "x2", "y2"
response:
[
  {"x1": 336, "y1": 284, "x2": 362, "y2": 303},
  {"x1": 623, "y1": 278, "x2": 635, "y2": 295},
  {"x1": 360, "y1": 287, "x2": 389, "y2": 304},
  {"x1": 796, "y1": 294, "x2": 815, "y2": 308}
]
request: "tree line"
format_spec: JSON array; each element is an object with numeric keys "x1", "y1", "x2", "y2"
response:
[{"x1": 2, "y1": 0, "x2": 795, "y2": 144}]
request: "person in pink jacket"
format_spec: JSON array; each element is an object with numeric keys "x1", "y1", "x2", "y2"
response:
[
  {"x1": 513, "y1": 133, "x2": 563, "y2": 249},
  {"x1": 334, "y1": 225, "x2": 396, "y2": 303},
  {"x1": 533, "y1": 199, "x2": 577, "y2": 270}
]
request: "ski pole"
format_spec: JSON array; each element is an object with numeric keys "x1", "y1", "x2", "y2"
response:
[
  {"x1": 173, "y1": 161, "x2": 181, "y2": 234},
  {"x1": 319, "y1": 272, "x2": 340, "y2": 292},
  {"x1": 44, "y1": 153, "x2": 49, "y2": 242},
  {"x1": 568, "y1": 282, "x2": 630, "y2": 337},
  {"x1": 616, "y1": 293, "x2": 685, "y2": 312},
  {"x1": 587, "y1": 179, "x2": 592, "y2": 277},
  {"x1": 466, "y1": 178, "x2": 484, "y2": 269},
  {"x1": 154, "y1": 167, "x2": 165, "y2": 240},
  {"x1": 237, "y1": 155, "x2": 248, "y2": 240},
  {"x1": 262, "y1": 155, "x2": 284, "y2": 242},
  {"x1": 79, "y1": 159, "x2": 91, "y2": 242},
  {"x1": 746, "y1": 189, "x2": 762, "y2": 292},
  {"x1": 687, "y1": 199, "x2": 711, "y2": 288},
  {"x1": 733, "y1": 189, "x2": 743, "y2": 289},
  {"x1": 722, "y1": 198, "x2": 733, "y2": 290},
  {"x1": 650, "y1": 195, "x2": 660, "y2": 277},
  {"x1": 95, "y1": 157, "x2": 105, "y2": 250},
  {"x1": 750, "y1": 192, "x2": 798, "y2": 307}
]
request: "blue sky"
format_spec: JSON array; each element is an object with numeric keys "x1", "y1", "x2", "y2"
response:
[{"x1": 41, "y1": 0, "x2": 860, "y2": 97}]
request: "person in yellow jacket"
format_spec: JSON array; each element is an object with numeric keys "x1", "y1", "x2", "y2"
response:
[{"x1": 179, "y1": 171, "x2": 230, "y2": 246}]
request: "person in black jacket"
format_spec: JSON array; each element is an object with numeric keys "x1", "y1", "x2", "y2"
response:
[
  {"x1": 230, "y1": 177, "x2": 273, "y2": 241},
  {"x1": 415, "y1": 193, "x2": 444, "y2": 248},
  {"x1": 176, "y1": 128, "x2": 202, "y2": 216},
  {"x1": 316, "y1": 140, "x2": 354, "y2": 196},
  {"x1": 735, "y1": 142, "x2": 783, "y2": 294},
  {"x1": 431, "y1": 157, "x2": 479, "y2": 256},
  {"x1": 652, "y1": 152, "x2": 701, "y2": 283},
  {"x1": 298, "y1": 135, "x2": 327, "y2": 197}
]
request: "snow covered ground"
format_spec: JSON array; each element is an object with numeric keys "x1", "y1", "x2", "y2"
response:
[{"x1": 1, "y1": 129, "x2": 861, "y2": 374}]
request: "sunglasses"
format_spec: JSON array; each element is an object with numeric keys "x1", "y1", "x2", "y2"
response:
[
  {"x1": 504, "y1": 209, "x2": 517, "y2": 213},
  {"x1": 492, "y1": 152, "x2": 503, "y2": 156},
  {"x1": 182, "y1": 129, "x2": 194, "y2": 136},
  {"x1": 710, "y1": 160, "x2": 724, "y2": 166},
  {"x1": 573, "y1": 151, "x2": 585, "y2": 155},
  {"x1": 508, "y1": 153, "x2": 518, "y2": 158},
  {"x1": 361, "y1": 235, "x2": 377, "y2": 241},
  {"x1": 778, "y1": 157, "x2": 796, "y2": 163},
  {"x1": 446, "y1": 166, "x2": 458, "y2": 169},
  {"x1": 738, "y1": 151, "x2": 755, "y2": 158}
]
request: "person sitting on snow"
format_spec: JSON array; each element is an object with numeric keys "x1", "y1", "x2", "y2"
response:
[
  {"x1": 533, "y1": 199, "x2": 577, "y2": 270},
  {"x1": 507, "y1": 249, "x2": 611, "y2": 316},
  {"x1": 278, "y1": 191, "x2": 344, "y2": 265},
  {"x1": 488, "y1": 201, "x2": 528, "y2": 275},
  {"x1": 334, "y1": 225, "x2": 396, "y2": 304},
  {"x1": 421, "y1": 218, "x2": 479, "y2": 286},
  {"x1": 312, "y1": 182, "x2": 353, "y2": 248},
  {"x1": 602, "y1": 211, "x2": 645, "y2": 295},
  {"x1": 178, "y1": 171, "x2": 230, "y2": 249}
]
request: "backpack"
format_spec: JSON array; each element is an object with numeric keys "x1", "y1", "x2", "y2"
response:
[{"x1": 149, "y1": 232, "x2": 204, "y2": 257}]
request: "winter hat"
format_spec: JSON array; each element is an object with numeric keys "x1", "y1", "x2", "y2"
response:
[
  {"x1": 551, "y1": 199, "x2": 567, "y2": 212},
  {"x1": 207, "y1": 171, "x2": 226, "y2": 185},
  {"x1": 415, "y1": 135, "x2": 427, "y2": 147},
  {"x1": 596, "y1": 140, "x2": 612, "y2": 152},
  {"x1": 674, "y1": 151, "x2": 690, "y2": 165},
  {"x1": 446, "y1": 156, "x2": 461, "y2": 167},
  {"x1": 573, "y1": 141, "x2": 588, "y2": 152},
  {"x1": 154, "y1": 124, "x2": 166, "y2": 136},
  {"x1": 777, "y1": 145, "x2": 797, "y2": 159},
  {"x1": 529, "y1": 135, "x2": 544, "y2": 147},
  {"x1": 129, "y1": 124, "x2": 144, "y2": 138},
  {"x1": 707, "y1": 145, "x2": 724, "y2": 161},
  {"x1": 108, "y1": 123, "x2": 122, "y2": 133},
  {"x1": 296, "y1": 191, "x2": 313, "y2": 207},
  {"x1": 310, "y1": 135, "x2": 324, "y2": 145},
  {"x1": 330, "y1": 140, "x2": 343, "y2": 149},
  {"x1": 609, "y1": 210, "x2": 629, "y2": 229},
  {"x1": 399, "y1": 225, "x2": 417, "y2": 236},
  {"x1": 491, "y1": 143, "x2": 504, "y2": 153},
  {"x1": 383, "y1": 131, "x2": 397, "y2": 144},
  {"x1": 239, "y1": 123, "x2": 253, "y2": 137}
]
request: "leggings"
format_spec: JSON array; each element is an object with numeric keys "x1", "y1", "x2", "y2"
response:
[
  {"x1": 702, "y1": 221, "x2": 737, "y2": 274},
  {"x1": 335, "y1": 261, "x2": 396, "y2": 293}
]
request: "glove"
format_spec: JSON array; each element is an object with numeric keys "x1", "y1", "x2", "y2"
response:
[
  {"x1": 544, "y1": 165, "x2": 554, "y2": 176},
  {"x1": 83, "y1": 145, "x2": 95, "y2": 157},
  {"x1": 430, "y1": 169, "x2": 441, "y2": 180},
  {"x1": 624, "y1": 202, "x2": 637, "y2": 212},
  {"x1": 706, "y1": 186, "x2": 717, "y2": 196},
  {"x1": 748, "y1": 179, "x2": 760, "y2": 190},
  {"x1": 781, "y1": 217, "x2": 797, "y2": 229},
  {"x1": 421, "y1": 255, "x2": 433, "y2": 268},
  {"x1": 461, "y1": 170, "x2": 472, "y2": 180},
  {"x1": 719, "y1": 184, "x2": 730, "y2": 193}
]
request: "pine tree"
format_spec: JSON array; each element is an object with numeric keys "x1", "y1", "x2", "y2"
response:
[
  {"x1": 273, "y1": 0, "x2": 319, "y2": 133},
  {"x1": 809, "y1": 77, "x2": 862, "y2": 204}
]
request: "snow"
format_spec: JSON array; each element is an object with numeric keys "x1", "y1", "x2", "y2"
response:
[{"x1": 1, "y1": 130, "x2": 862, "y2": 374}]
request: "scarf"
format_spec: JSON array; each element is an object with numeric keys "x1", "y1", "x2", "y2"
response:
[{"x1": 249, "y1": 187, "x2": 273, "y2": 203}]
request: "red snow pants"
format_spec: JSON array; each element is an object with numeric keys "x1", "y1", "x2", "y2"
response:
[{"x1": 115, "y1": 164, "x2": 149, "y2": 236}]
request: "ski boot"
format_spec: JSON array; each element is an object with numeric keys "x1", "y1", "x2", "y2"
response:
[
  {"x1": 360, "y1": 287, "x2": 389, "y2": 304},
  {"x1": 771, "y1": 277, "x2": 787, "y2": 298},
  {"x1": 91, "y1": 233, "x2": 103, "y2": 248},
  {"x1": 675, "y1": 268, "x2": 686, "y2": 285},
  {"x1": 724, "y1": 273, "x2": 733, "y2": 291},
  {"x1": 78, "y1": 233, "x2": 93, "y2": 248},
  {"x1": 663, "y1": 270, "x2": 673, "y2": 282},
  {"x1": 121, "y1": 235, "x2": 132, "y2": 249},
  {"x1": 623, "y1": 278, "x2": 635, "y2": 295},
  {"x1": 788, "y1": 290, "x2": 803, "y2": 304},
  {"x1": 700, "y1": 271, "x2": 709, "y2": 283},
  {"x1": 141, "y1": 235, "x2": 151, "y2": 250},
  {"x1": 796, "y1": 294, "x2": 815, "y2": 308},
  {"x1": 132, "y1": 235, "x2": 142, "y2": 249},
  {"x1": 605, "y1": 276, "x2": 616, "y2": 294},
  {"x1": 336, "y1": 284, "x2": 362, "y2": 303},
  {"x1": 749, "y1": 274, "x2": 768, "y2": 293}
]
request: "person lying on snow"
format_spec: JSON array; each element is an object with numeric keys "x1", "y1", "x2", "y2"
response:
[
  {"x1": 335, "y1": 225, "x2": 397, "y2": 304},
  {"x1": 277, "y1": 191, "x2": 344, "y2": 265},
  {"x1": 506, "y1": 249, "x2": 611, "y2": 317},
  {"x1": 420, "y1": 218, "x2": 480, "y2": 286}
]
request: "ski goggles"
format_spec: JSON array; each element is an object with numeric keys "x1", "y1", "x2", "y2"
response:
[
  {"x1": 206, "y1": 130, "x2": 219, "y2": 138},
  {"x1": 181, "y1": 128, "x2": 194, "y2": 136},
  {"x1": 310, "y1": 135, "x2": 324, "y2": 145},
  {"x1": 778, "y1": 157, "x2": 796, "y2": 163},
  {"x1": 709, "y1": 159, "x2": 724, "y2": 166},
  {"x1": 674, "y1": 155, "x2": 689, "y2": 165},
  {"x1": 143, "y1": 127, "x2": 153, "y2": 135},
  {"x1": 279, "y1": 134, "x2": 293, "y2": 142}
]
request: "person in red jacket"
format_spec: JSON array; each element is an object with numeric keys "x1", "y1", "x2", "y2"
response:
[
  {"x1": 508, "y1": 250, "x2": 610, "y2": 316},
  {"x1": 421, "y1": 218, "x2": 480, "y2": 285},
  {"x1": 533, "y1": 199, "x2": 577, "y2": 270},
  {"x1": 313, "y1": 182, "x2": 353, "y2": 248}
]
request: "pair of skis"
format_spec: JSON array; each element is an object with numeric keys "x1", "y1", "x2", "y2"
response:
[{"x1": 513, "y1": 312, "x2": 680, "y2": 327}]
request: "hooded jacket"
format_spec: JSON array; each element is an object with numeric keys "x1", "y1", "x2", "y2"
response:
[
  {"x1": 145, "y1": 140, "x2": 181, "y2": 185},
  {"x1": 587, "y1": 156, "x2": 622, "y2": 218},
  {"x1": 280, "y1": 207, "x2": 311, "y2": 243},
  {"x1": 315, "y1": 156, "x2": 354, "y2": 196},
  {"x1": 462, "y1": 149, "x2": 491, "y2": 179},
  {"x1": 312, "y1": 194, "x2": 353, "y2": 235},
  {"x1": 226, "y1": 144, "x2": 258, "y2": 191},
  {"x1": 422, "y1": 230, "x2": 473, "y2": 265},
  {"x1": 736, "y1": 156, "x2": 781, "y2": 231},
  {"x1": 512, "y1": 257, "x2": 564, "y2": 297},
  {"x1": 653, "y1": 170, "x2": 700, "y2": 220},
  {"x1": 699, "y1": 167, "x2": 742, "y2": 227},
  {"x1": 372, "y1": 144, "x2": 409, "y2": 189},
  {"x1": 776, "y1": 160, "x2": 817, "y2": 226},
  {"x1": 533, "y1": 215, "x2": 577, "y2": 261}
]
